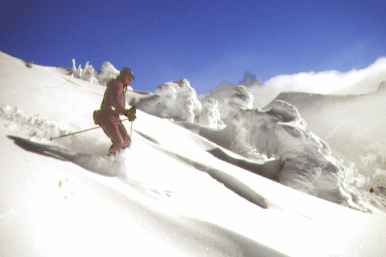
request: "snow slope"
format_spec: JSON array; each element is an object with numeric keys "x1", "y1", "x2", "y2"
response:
[{"x1": 1, "y1": 51, "x2": 386, "y2": 257}]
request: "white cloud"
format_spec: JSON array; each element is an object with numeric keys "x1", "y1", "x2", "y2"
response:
[{"x1": 250, "y1": 57, "x2": 386, "y2": 107}]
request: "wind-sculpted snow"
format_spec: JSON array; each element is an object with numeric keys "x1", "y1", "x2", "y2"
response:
[
  {"x1": 207, "y1": 147, "x2": 281, "y2": 180},
  {"x1": 183, "y1": 100, "x2": 377, "y2": 211},
  {"x1": 274, "y1": 87, "x2": 386, "y2": 174},
  {"x1": 275, "y1": 89, "x2": 386, "y2": 211},
  {"x1": 137, "y1": 79, "x2": 202, "y2": 123},
  {"x1": 202, "y1": 84, "x2": 254, "y2": 124}
]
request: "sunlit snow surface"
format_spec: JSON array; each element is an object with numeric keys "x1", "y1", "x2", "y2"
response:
[{"x1": 1, "y1": 51, "x2": 386, "y2": 257}]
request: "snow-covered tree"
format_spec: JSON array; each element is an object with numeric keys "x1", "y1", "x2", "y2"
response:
[
  {"x1": 97, "y1": 61, "x2": 120, "y2": 86},
  {"x1": 198, "y1": 98, "x2": 225, "y2": 129},
  {"x1": 71, "y1": 59, "x2": 98, "y2": 84},
  {"x1": 138, "y1": 79, "x2": 202, "y2": 123},
  {"x1": 71, "y1": 59, "x2": 118, "y2": 85},
  {"x1": 201, "y1": 84, "x2": 255, "y2": 124}
]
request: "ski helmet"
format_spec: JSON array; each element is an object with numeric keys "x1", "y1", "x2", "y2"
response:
[{"x1": 120, "y1": 67, "x2": 135, "y2": 80}]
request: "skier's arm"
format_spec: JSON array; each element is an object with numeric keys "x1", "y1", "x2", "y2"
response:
[{"x1": 112, "y1": 81, "x2": 127, "y2": 115}]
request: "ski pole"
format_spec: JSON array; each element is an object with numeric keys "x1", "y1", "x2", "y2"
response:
[
  {"x1": 49, "y1": 118, "x2": 130, "y2": 141},
  {"x1": 130, "y1": 121, "x2": 134, "y2": 141},
  {"x1": 50, "y1": 126, "x2": 100, "y2": 141}
]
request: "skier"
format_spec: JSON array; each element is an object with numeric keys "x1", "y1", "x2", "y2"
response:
[{"x1": 93, "y1": 67, "x2": 136, "y2": 155}]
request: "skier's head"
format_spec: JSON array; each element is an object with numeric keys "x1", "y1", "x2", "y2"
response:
[{"x1": 118, "y1": 67, "x2": 134, "y2": 85}]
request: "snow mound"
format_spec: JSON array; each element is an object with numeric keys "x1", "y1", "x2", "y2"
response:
[{"x1": 138, "y1": 79, "x2": 202, "y2": 123}]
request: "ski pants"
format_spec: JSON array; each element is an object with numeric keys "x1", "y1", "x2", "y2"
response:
[
  {"x1": 94, "y1": 110, "x2": 130, "y2": 154},
  {"x1": 101, "y1": 119, "x2": 130, "y2": 154}
]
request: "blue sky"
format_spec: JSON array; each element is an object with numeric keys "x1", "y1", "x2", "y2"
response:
[{"x1": 1, "y1": 0, "x2": 385, "y2": 92}]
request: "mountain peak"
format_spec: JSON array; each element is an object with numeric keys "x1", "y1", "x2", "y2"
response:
[{"x1": 240, "y1": 71, "x2": 260, "y2": 86}]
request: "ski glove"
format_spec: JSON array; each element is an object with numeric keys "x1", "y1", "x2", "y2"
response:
[
  {"x1": 125, "y1": 106, "x2": 136, "y2": 121},
  {"x1": 93, "y1": 110, "x2": 102, "y2": 125}
]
